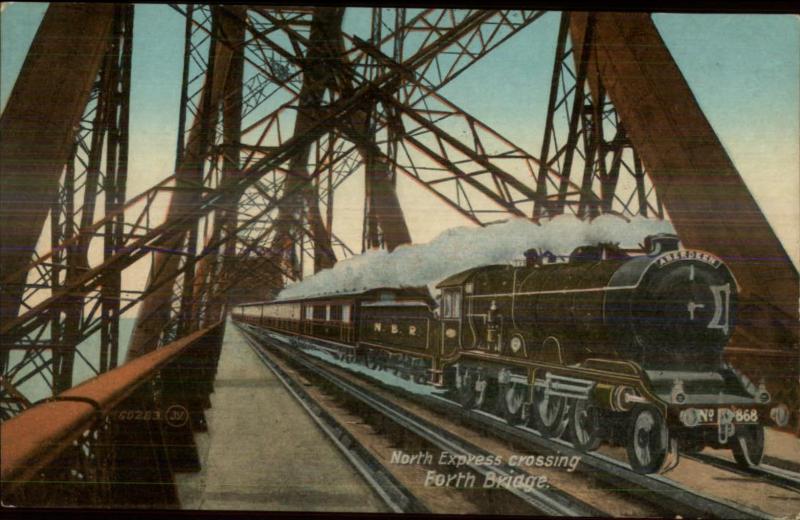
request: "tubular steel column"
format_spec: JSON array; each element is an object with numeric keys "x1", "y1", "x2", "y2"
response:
[
  {"x1": 200, "y1": 11, "x2": 246, "y2": 328},
  {"x1": 127, "y1": 7, "x2": 243, "y2": 359},
  {"x1": 362, "y1": 8, "x2": 385, "y2": 251},
  {"x1": 361, "y1": 9, "x2": 409, "y2": 252},
  {"x1": 0, "y1": 4, "x2": 115, "y2": 325},
  {"x1": 100, "y1": 5, "x2": 133, "y2": 372},
  {"x1": 268, "y1": 7, "x2": 345, "y2": 274},
  {"x1": 534, "y1": 13, "x2": 570, "y2": 219},
  {"x1": 53, "y1": 5, "x2": 133, "y2": 393}
]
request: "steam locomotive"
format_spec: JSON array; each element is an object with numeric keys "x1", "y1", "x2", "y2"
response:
[{"x1": 232, "y1": 233, "x2": 790, "y2": 474}]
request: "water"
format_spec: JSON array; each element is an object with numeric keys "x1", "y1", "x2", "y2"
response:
[{"x1": 12, "y1": 318, "x2": 137, "y2": 404}]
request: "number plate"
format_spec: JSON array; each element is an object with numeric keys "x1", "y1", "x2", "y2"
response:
[{"x1": 692, "y1": 407, "x2": 759, "y2": 424}]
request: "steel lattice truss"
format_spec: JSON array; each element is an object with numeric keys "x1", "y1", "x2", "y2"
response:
[
  {"x1": 1, "y1": 5, "x2": 134, "y2": 416},
  {"x1": 2, "y1": 5, "x2": 704, "y2": 417},
  {"x1": 534, "y1": 14, "x2": 662, "y2": 219}
]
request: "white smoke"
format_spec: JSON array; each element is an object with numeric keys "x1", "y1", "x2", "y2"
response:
[{"x1": 277, "y1": 215, "x2": 674, "y2": 301}]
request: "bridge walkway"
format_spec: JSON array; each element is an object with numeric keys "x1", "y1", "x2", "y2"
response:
[{"x1": 174, "y1": 321, "x2": 386, "y2": 512}]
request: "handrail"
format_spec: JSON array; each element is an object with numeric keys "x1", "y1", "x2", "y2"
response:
[{"x1": 1, "y1": 321, "x2": 223, "y2": 488}]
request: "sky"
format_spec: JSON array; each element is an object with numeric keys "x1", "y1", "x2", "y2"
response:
[{"x1": 1, "y1": 4, "x2": 798, "y2": 277}]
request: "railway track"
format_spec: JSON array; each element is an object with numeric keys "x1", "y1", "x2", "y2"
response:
[
  {"x1": 238, "y1": 323, "x2": 795, "y2": 518},
  {"x1": 414, "y1": 397, "x2": 778, "y2": 519},
  {"x1": 238, "y1": 324, "x2": 603, "y2": 516},
  {"x1": 685, "y1": 452, "x2": 800, "y2": 494}
]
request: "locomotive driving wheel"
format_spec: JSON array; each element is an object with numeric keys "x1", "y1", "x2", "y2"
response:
[
  {"x1": 497, "y1": 382, "x2": 527, "y2": 425},
  {"x1": 626, "y1": 405, "x2": 670, "y2": 474},
  {"x1": 531, "y1": 386, "x2": 568, "y2": 438},
  {"x1": 568, "y1": 398, "x2": 602, "y2": 451},
  {"x1": 731, "y1": 424, "x2": 764, "y2": 468},
  {"x1": 456, "y1": 366, "x2": 487, "y2": 409}
]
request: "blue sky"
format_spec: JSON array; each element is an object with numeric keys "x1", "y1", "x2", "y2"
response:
[{"x1": 2, "y1": 5, "x2": 798, "y2": 267}]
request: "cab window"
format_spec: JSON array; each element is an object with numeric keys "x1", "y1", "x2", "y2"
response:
[{"x1": 441, "y1": 289, "x2": 462, "y2": 319}]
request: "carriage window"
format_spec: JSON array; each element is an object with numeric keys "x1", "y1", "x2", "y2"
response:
[
  {"x1": 342, "y1": 305, "x2": 351, "y2": 323},
  {"x1": 442, "y1": 289, "x2": 462, "y2": 319},
  {"x1": 313, "y1": 305, "x2": 325, "y2": 320},
  {"x1": 330, "y1": 305, "x2": 342, "y2": 322},
  {"x1": 325, "y1": 305, "x2": 331, "y2": 321},
  {"x1": 305, "y1": 306, "x2": 313, "y2": 320}
]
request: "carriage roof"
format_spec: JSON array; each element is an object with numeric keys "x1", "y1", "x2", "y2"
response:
[{"x1": 238, "y1": 286, "x2": 434, "y2": 307}]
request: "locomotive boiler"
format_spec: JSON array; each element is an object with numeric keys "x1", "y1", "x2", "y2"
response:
[
  {"x1": 232, "y1": 233, "x2": 790, "y2": 474},
  {"x1": 438, "y1": 234, "x2": 735, "y2": 368}
]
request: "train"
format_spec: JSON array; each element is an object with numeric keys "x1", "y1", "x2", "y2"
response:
[{"x1": 232, "y1": 233, "x2": 790, "y2": 474}]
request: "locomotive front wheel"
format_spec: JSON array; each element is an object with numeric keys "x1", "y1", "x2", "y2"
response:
[
  {"x1": 531, "y1": 387, "x2": 568, "y2": 438},
  {"x1": 731, "y1": 424, "x2": 764, "y2": 468},
  {"x1": 626, "y1": 405, "x2": 669, "y2": 474},
  {"x1": 568, "y1": 399, "x2": 602, "y2": 451},
  {"x1": 497, "y1": 382, "x2": 527, "y2": 425}
]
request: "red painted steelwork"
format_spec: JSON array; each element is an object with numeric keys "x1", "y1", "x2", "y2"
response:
[
  {"x1": 0, "y1": 4, "x2": 115, "y2": 321},
  {"x1": 126, "y1": 7, "x2": 244, "y2": 360},
  {"x1": 0, "y1": 322, "x2": 222, "y2": 489}
]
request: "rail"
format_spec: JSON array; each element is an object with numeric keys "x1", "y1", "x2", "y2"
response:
[
  {"x1": 239, "y1": 323, "x2": 602, "y2": 517},
  {"x1": 1, "y1": 321, "x2": 225, "y2": 507},
  {"x1": 686, "y1": 452, "x2": 800, "y2": 493},
  {"x1": 244, "y1": 323, "x2": 777, "y2": 519}
]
